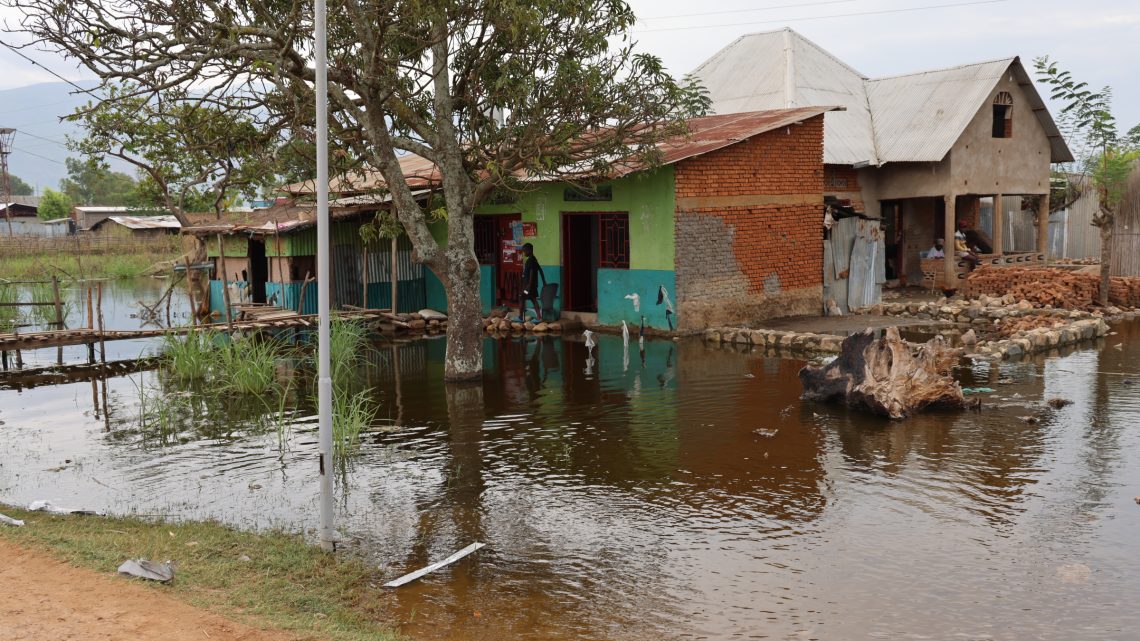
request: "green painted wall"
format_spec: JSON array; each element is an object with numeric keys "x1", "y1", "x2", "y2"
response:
[
  {"x1": 206, "y1": 235, "x2": 250, "y2": 258},
  {"x1": 473, "y1": 166, "x2": 676, "y2": 270}
]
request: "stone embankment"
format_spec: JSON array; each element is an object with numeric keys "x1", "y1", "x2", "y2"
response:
[
  {"x1": 482, "y1": 309, "x2": 565, "y2": 336},
  {"x1": 703, "y1": 293, "x2": 1137, "y2": 361}
]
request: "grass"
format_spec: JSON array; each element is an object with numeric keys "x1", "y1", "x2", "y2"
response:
[
  {"x1": 161, "y1": 330, "x2": 220, "y2": 381},
  {"x1": 0, "y1": 507, "x2": 399, "y2": 641},
  {"x1": 333, "y1": 388, "x2": 377, "y2": 461},
  {"x1": 0, "y1": 283, "x2": 17, "y2": 331},
  {"x1": 217, "y1": 336, "x2": 283, "y2": 396},
  {"x1": 25, "y1": 282, "x2": 75, "y2": 326},
  {"x1": 0, "y1": 252, "x2": 177, "y2": 281}
]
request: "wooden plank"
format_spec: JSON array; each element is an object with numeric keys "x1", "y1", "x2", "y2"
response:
[{"x1": 383, "y1": 543, "x2": 485, "y2": 588}]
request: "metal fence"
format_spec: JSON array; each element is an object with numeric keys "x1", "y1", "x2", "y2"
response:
[{"x1": 0, "y1": 234, "x2": 183, "y2": 257}]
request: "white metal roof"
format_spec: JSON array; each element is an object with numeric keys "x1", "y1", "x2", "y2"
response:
[
  {"x1": 104, "y1": 215, "x2": 182, "y2": 230},
  {"x1": 693, "y1": 28, "x2": 1073, "y2": 166}
]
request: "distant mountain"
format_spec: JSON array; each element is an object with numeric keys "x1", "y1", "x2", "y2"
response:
[{"x1": 0, "y1": 81, "x2": 133, "y2": 193}]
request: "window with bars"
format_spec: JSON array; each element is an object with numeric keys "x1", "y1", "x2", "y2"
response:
[
  {"x1": 599, "y1": 213, "x2": 630, "y2": 268},
  {"x1": 473, "y1": 215, "x2": 497, "y2": 265}
]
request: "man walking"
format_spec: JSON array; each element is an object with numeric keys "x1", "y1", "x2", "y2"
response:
[{"x1": 517, "y1": 242, "x2": 544, "y2": 322}]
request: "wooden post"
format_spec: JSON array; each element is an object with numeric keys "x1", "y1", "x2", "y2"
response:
[
  {"x1": 362, "y1": 243, "x2": 369, "y2": 309},
  {"x1": 183, "y1": 260, "x2": 200, "y2": 327},
  {"x1": 390, "y1": 235, "x2": 399, "y2": 314},
  {"x1": 297, "y1": 270, "x2": 313, "y2": 315},
  {"x1": 944, "y1": 194, "x2": 958, "y2": 287},
  {"x1": 1037, "y1": 192, "x2": 1050, "y2": 258},
  {"x1": 51, "y1": 275, "x2": 63, "y2": 327},
  {"x1": 216, "y1": 234, "x2": 234, "y2": 330},
  {"x1": 96, "y1": 281, "x2": 106, "y2": 365},
  {"x1": 992, "y1": 194, "x2": 1004, "y2": 256},
  {"x1": 86, "y1": 287, "x2": 94, "y2": 329}
]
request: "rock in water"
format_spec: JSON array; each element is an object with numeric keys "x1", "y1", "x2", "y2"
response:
[{"x1": 798, "y1": 327, "x2": 965, "y2": 419}]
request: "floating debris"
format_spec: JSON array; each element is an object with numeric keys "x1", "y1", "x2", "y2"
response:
[
  {"x1": 752, "y1": 428, "x2": 779, "y2": 438},
  {"x1": 1046, "y1": 398, "x2": 1074, "y2": 409}
]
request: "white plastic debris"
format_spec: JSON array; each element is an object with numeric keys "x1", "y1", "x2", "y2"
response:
[
  {"x1": 384, "y1": 542, "x2": 485, "y2": 588},
  {"x1": 418, "y1": 308, "x2": 448, "y2": 321},
  {"x1": 583, "y1": 329, "x2": 596, "y2": 350},
  {"x1": 621, "y1": 320, "x2": 630, "y2": 347},
  {"x1": 27, "y1": 500, "x2": 100, "y2": 516},
  {"x1": 0, "y1": 513, "x2": 25, "y2": 527},
  {"x1": 117, "y1": 558, "x2": 176, "y2": 583},
  {"x1": 624, "y1": 293, "x2": 640, "y2": 312}
]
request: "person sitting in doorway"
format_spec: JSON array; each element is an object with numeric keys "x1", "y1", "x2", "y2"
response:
[
  {"x1": 516, "y1": 242, "x2": 544, "y2": 322},
  {"x1": 924, "y1": 238, "x2": 945, "y2": 259}
]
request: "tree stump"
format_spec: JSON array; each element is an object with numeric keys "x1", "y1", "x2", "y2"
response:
[{"x1": 798, "y1": 327, "x2": 965, "y2": 419}]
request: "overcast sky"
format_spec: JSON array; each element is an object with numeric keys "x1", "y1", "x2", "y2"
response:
[{"x1": 2, "y1": 0, "x2": 1138, "y2": 130}]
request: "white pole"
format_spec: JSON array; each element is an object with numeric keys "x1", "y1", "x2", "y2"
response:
[{"x1": 315, "y1": 0, "x2": 335, "y2": 551}]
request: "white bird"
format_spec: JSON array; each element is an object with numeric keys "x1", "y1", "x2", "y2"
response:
[{"x1": 583, "y1": 329, "x2": 596, "y2": 350}]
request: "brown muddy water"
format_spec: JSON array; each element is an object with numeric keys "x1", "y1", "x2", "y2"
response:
[{"x1": 2, "y1": 280, "x2": 1140, "y2": 640}]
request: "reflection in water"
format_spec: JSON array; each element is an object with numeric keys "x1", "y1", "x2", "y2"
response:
[{"x1": 2, "y1": 315, "x2": 1140, "y2": 640}]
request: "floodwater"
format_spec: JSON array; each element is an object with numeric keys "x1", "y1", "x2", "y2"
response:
[{"x1": 2, "y1": 278, "x2": 1140, "y2": 640}]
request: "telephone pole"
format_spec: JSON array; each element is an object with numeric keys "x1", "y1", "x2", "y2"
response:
[{"x1": 0, "y1": 128, "x2": 15, "y2": 238}]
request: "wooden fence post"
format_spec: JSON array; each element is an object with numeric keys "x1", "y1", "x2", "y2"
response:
[{"x1": 216, "y1": 234, "x2": 234, "y2": 330}]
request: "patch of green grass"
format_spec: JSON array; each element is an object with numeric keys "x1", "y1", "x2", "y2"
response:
[
  {"x1": 0, "y1": 507, "x2": 399, "y2": 641},
  {"x1": 217, "y1": 336, "x2": 283, "y2": 396},
  {"x1": 0, "y1": 283, "x2": 18, "y2": 331},
  {"x1": 333, "y1": 388, "x2": 377, "y2": 461},
  {"x1": 161, "y1": 330, "x2": 220, "y2": 381},
  {"x1": 24, "y1": 282, "x2": 75, "y2": 326},
  {"x1": 0, "y1": 251, "x2": 178, "y2": 281},
  {"x1": 328, "y1": 317, "x2": 370, "y2": 385}
]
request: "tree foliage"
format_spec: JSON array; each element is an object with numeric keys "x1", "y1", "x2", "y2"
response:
[
  {"x1": 1034, "y1": 56, "x2": 1139, "y2": 302},
  {"x1": 66, "y1": 86, "x2": 280, "y2": 220},
  {"x1": 59, "y1": 157, "x2": 138, "y2": 206},
  {"x1": 9, "y1": 0, "x2": 709, "y2": 378},
  {"x1": 38, "y1": 187, "x2": 72, "y2": 221},
  {"x1": 8, "y1": 174, "x2": 33, "y2": 196}
]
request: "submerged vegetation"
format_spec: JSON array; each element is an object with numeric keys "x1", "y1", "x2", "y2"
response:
[
  {"x1": 148, "y1": 319, "x2": 377, "y2": 458},
  {"x1": 0, "y1": 508, "x2": 399, "y2": 641}
]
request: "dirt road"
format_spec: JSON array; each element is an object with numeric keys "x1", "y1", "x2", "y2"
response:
[{"x1": 0, "y1": 540, "x2": 301, "y2": 641}]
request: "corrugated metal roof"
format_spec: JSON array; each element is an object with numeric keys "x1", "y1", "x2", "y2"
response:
[
  {"x1": 693, "y1": 28, "x2": 1074, "y2": 166},
  {"x1": 281, "y1": 108, "x2": 837, "y2": 194},
  {"x1": 693, "y1": 28, "x2": 875, "y2": 165},
  {"x1": 104, "y1": 215, "x2": 182, "y2": 230}
]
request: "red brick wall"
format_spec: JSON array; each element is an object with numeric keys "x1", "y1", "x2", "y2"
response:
[
  {"x1": 673, "y1": 115, "x2": 825, "y2": 327},
  {"x1": 824, "y1": 164, "x2": 865, "y2": 213}
]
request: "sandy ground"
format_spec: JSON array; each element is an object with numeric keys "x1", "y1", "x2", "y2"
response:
[{"x1": 0, "y1": 540, "x2": 301, "y2": 641}]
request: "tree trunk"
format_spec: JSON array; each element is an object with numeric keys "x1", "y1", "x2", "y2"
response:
[
  {"x1": 1098, "y1": 221, "x2": 1113, "y2": 306},
  {"x1": 441, "y1": 211, "x2": 484, "y2": 381}
]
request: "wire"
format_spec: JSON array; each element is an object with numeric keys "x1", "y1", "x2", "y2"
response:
[
  {"x1": 635, "y1": 0, "x2": 1011, "y2": 33},
  {"x1": 640, "y1": 0, "x2": 858, "y2": 22},
  {"x1": 15, "y1": 130, "x2": 69, "y2": 148},
  {"x1": 12, "y1": 145, "x2": 65, "y2": 164},
  {"x1": 0, "y1": 39, "x2": 98, "y2": 99}
]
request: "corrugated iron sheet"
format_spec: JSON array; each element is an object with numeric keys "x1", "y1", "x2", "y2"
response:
[
  {"x1": 693, "y1": 28, "x2": 1073, "y2": 165},
  {"x1": 105, "y1": 215, "x2": 182, "y2": 230}
]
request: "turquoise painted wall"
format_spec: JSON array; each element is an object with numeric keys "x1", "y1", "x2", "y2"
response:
[
  {"x1": 265, "y1": 281, "x2": 317, "y2": 315},
  {"x1": 425, "y1": 269, "x2": 448, "y2": 313},
  {"x1": 597, "y1": 269, "x2": 676, "y2": 330}
]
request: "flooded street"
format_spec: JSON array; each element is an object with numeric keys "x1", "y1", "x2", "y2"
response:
[{"x1": 2, "y1": 279, "x2": 1139, "y2": 640}]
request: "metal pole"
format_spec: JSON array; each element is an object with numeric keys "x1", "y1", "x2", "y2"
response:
[{"x1": 315, "y1": 0, "x2": 335, "y2": 552}]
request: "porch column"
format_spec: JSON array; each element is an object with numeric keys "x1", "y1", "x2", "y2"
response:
[
  {"x1": 1036, "y1": 193, "x2": 1050, "y2": 257},
  {"x1": 992, "y1": 194, "x2": 1004, "y2": 256},
  {"x1": 944, "y1": 194, "x2": 957, "y2": 286}
]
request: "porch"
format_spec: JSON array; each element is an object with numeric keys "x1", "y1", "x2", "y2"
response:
[{"x1": 881, "y1": 193, "x2": 1050, "y2": 290}]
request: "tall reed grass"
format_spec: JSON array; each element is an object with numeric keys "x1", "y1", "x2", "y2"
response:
[
  {"x1": 216, "y1": 336, "x2": 282, "y2": 396},
  {"x1": 161, "y1": 330, "x2": 219, "y2": 381}
]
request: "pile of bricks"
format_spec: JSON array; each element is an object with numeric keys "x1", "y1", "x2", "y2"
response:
[
  {"x1": 964, "y1": 266, "x2": 1140, "y2": 310},
  {"x1": 994, "y1": 315, "x2": 1066, "y2": 338}
]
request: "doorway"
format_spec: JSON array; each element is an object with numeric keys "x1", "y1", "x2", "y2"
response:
[
  {"x1": 474, "y1": 213, "x2": 522, "y2": 307},
  {"x1": 562, "y1": 213, "x2": 601, "y2": 312},
  {"x1": 248, "y1": 238, "x2": 268, "y2": 304}
]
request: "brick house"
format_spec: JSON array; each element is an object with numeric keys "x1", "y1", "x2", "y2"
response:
[
  {"x1": 694, "y1": 29, "x2": 1073, "y2": 291},
  {"x1": 461, "y1": 107, "x2": 832, "y2": 331},
  {"x1": 267, "y1": 107, "x2": 833, "y2": 331}
]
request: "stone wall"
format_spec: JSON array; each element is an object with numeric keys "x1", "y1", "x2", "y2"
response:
[{"x1": 674, "y1": 115, "x2": 825, "y2": 330}]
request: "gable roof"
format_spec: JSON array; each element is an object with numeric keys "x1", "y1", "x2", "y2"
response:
[
  {"x1": 693, "y1": 28, "x2": 1074, "y2": 165},
  {"x1": 281, "y1": 107, "x2": 837, "y2": 196}
]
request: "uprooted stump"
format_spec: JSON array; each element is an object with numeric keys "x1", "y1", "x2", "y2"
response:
[{"x1": 799, "y1": 327, "x2": 965, "y2": 419}]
